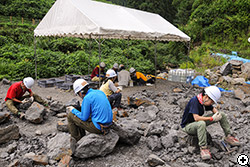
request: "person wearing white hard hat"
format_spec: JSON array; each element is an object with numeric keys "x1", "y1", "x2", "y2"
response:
[
  {"x1": 5, "y1": 77, "x2": 47, "y2": 119},
  {"x1": 180, "y1": 86, "x2": 240, "y2": 160},
  {"x1": 129, "y1": 67, "x2": 155, "y2": 86},
  {"x1": 100, "y1": 69, "x2": 122, "y2": 110},
  {"x1": 67, "y1": 78, "x2": 113, "y2": 142},
  {"x1": 91, "y1": 62, "x2": 106, "y2": 82}
]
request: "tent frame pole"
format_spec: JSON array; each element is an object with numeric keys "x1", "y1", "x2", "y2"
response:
[
  {"x1": 154, "y1": 38, "x2": 157, "y2": 89},
  {"x1": 94, "y1": 36, "x2": 105, "y2": 88},
  {"x1": 88, "y1": 36, "x2": 92, "y2": 75},
  {"x1": 126, "y1": 37, "x2": 130, "y2": 69},
  {"x1": 183, "y1": 41, "x2": 191, "y2": 84},
  {"x1": 34, "y1": 36, "x2": 37, "y2": 81}
]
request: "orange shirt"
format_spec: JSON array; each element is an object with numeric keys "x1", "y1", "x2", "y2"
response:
[{"x1": 136, "y1": 72, "x2": 147, "y2": 81}]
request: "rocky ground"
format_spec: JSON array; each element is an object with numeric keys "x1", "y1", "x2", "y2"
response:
[{"x1": 0, "y1": 78, "x2": 249, "y2": 167}]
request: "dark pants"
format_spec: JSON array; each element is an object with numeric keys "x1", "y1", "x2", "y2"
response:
[
  {"x1": 147, "y1": 77, "x2": 155, "y2": 84},
  {"x1": 67, "y1": 112, "x2": 102, "y2": 141},
  {"x1": 132, "y1": 78, "x2": 146, "y2": 86},
  {"x1": 108, "y1": 92, "x2": 122, "y2": 108}
]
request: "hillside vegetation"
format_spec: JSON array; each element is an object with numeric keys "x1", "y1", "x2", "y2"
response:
[{"x1": 0, "y1": 0, "x2": 249, "y2": 80}]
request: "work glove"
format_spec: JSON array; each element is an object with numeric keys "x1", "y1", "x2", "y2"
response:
[
  {"x1": 22, "y1": 98, "x2": 30, "y2": 104},
  {"x1": 212, "y1": 112, "x2": 222, "y2": 122},
  {"x1": 117, "y1": 86, "x2": 123, "y2": 91},
  {"x1": 66, "y1": 106, "x2": 75, "y2": 114},
  {"x1": 30, "y1": 96, "x2": 34, "y2": 102}
]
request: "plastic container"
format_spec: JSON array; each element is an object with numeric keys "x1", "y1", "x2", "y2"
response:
[{"x1": 168, "y1": 69, "x2": 195, "y2": 83}]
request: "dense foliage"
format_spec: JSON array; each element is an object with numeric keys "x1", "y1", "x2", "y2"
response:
[
  {"x1": 0, "y1": 0, "x2": 55, "y2": 19},
  {"x1": 0, "y1": 0, "x2": 249, "y2": 80}
]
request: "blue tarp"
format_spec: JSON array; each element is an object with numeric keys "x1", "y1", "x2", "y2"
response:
[
  {"x1": 212, "y1": 51, "x2": 250, "y2": 64},
  {"x1": 191, "y1": 76, "x2": 232, "y2": 92}
]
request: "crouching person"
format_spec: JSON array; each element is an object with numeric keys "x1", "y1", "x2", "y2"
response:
[
  {"x1": 67, "y1": 79, "x2": 113, "y2": 142},
  {"x1": 5, "y1": 77, "x2": 47, "y2": 119},
  {"x1": 100, "y1": 69, "x2": 122, "y2": 110},
  {"x1": 180, "y1": 86, "x2": 240, "y2": 160}
]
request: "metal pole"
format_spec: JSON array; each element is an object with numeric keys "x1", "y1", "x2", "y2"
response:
[
  {"x1": 34, "y1": 36, "x2": 37, "y2": 80},
  {"x1": 94, "y1": 36, "x2": 105, "y2": 88},
  {"x1": 126, "y1": 37, "x2": 130, "y2": 69},
  {"x1": 98, "y1": 36, "x2": 101, "y2": 88},
  {"x1": 88, "y1": 36, "x2": 92, "y2": 75},
  {"x1": 184, "y1": 41, "x2": 191, "y2": 84},
  {"x1": 154, "y1": 38, "x2": 157, "y2": 89}
]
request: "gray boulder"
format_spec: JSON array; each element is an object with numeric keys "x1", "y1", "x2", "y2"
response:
[
  {"x1": 220, "y1": 62, "x2": 232, "y2": 76},
  {"x1": 111, "y1": 119, "x2": 141, "y2": 145},
  {"x1": 147, "y1": 135, "x2": 162, "y2": 151},
  {"x1": 241, "y1": 62, "x2": 250, "y2": 80},
  {"x1": 146, "y1": 154, "x2": 165, "y2": 167},
  {"x1": 144, "y1": 120, "x2": 166, "y2": 137},
  {"x1": 0, "y1": 112, "x2": 10, "y2": 124},
  {"x1": 0, "y1": 124, "x2": 20, "y2": 144},
  {"x1": 74, "y1": 131, "x2": 119, "y2": 159},
  {"x1": 47, "y1": 133, "x2": 71, "y2": 161},
  {"x1": 50, "y1": 100, "x2": 65, "y2": 113},
  {"x1": 25, "y1": 102, "x2": 46, "y2": 124}
]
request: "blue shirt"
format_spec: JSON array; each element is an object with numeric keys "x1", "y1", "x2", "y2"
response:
[
  {"x1": 180, "y1": 96, "x2": 213, "y2": 128},
  {"x1": 71, "y1": 89, "x2": 113, "y2": 130}
]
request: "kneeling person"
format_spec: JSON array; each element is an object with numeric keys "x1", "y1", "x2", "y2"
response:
[
  {"x1": 67, "y1": 79, "x2": 113, "y2": 141},
  {"x1": 5, "y1": 77, "x2": 47, "y2": 119},
  {"x1": 181, "y1": 86, "x2": 240, "y2": 160},
  {"x1": 100, "y1": 69, "x2": 122, "y2": 109}
]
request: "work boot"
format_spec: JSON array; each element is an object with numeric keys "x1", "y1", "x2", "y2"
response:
[
  {"x1": 224, "y1": 135, "x2": 241, "y2": 146},
  {"x1": 200, "y1": 146, "x2": 211, "y2": 160}
]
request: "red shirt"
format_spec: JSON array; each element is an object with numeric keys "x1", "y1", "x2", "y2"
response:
[
  {"x1": 91, "y1": 66, "x2": 105, "y2": 79},
  {"x1": 5, "y1": 81, "x2": 31, "y2": 101}
]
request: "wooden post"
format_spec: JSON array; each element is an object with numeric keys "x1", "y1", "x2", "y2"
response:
[
  {"x1": 10, "y1": 16, "x2": 12, "y2": 23},
  {"x1": 22, "y1": 17, "x2": 24, "y2": 24},
  {"x1": 32, "y1": 19, "x2": 35, "y2": 25}
]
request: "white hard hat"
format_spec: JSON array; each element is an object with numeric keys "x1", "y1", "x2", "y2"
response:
[
  {"x1": 100, "y1": 62, "x2": 106, "y2": 68},
  {"x1": 106, "y1": 69, "x2": 117, "y2": 78},
  {"x1": 23, "y1": 77, "x2": 34, "y2": 89},
  {"x1": 129, "y1": 67, "x2": 136, "y2": 73},
  {"x1": 204, "y1": 86, "x2": 221, "y2": 104},
  {"x1": 73, "y1": 78, "x2": 89, "y2": 94},
  {"x1": 113, "y1": 63, "x2": 118, "y2": 69}
]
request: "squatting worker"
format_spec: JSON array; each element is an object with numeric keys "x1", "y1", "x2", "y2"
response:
[
  {"x1": 180, "y1": 86, "x2": 240, "y2": 160},
  {"x1": 5, "y1": 77, "x2": 47, "y2": 119},
  {"x1": 67, "y1": 78, "x2": 113, "y2": 141},
  {"x1": 100, "y1": 69, "x2": 122, "y2": 109},
  {"x1": 91, "y1": 62, "x2": 106, "y2": 82},
  {"x1": 129, "y1": 67, "x2": 155, "y2": 86},
  {"x1": 118, "y1": 64, "x2": 131, "y2": 88}
]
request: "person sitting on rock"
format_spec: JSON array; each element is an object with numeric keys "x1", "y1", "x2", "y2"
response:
[
  {"x1": 67, "y1": 78, "x2": 113, "y2": 141},
  {"x1": 118, "y1": 64, "x2": 131, "y2": 89},
  {"x1": 91, "y1": 62, "x2": 106, "y2": 82},
  {"x1": 100, "y1": 69, "x2": 122, "y2": 110},
  {"x1": 5, "y1": 77, "x2": 48, "y2": 119},
  {"x1": 129, "y1": 67, "x2": 155, "y2": 86},
  {"x1": 180, "y1": 86, "x2": 241, "y2": 160}
]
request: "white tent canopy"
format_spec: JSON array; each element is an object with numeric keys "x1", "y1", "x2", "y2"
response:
[{"x1": 34, "y1": 0, "x2": 190, "y2": 42}]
